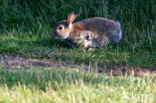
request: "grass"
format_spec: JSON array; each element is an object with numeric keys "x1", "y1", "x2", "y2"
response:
[
  {"x1": 0, "y1": 69, "x2": 156, "y2": 103},
  {"x1": 0, "y1": 0, "x2": 156, "y2": 102}
]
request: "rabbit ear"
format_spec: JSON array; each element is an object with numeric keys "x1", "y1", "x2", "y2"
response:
[{"x1": 67, "y1": 13, "x2": 77, "y2": 24}]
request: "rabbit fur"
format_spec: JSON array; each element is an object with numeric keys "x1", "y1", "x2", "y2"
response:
[{"x1": 52, "y1": 13, "x2": 122, "y2": 48}]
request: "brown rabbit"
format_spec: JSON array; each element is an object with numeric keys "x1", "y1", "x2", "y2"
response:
[{"x1": 51, "y1": 13, "x2": 122, "y2": 48}]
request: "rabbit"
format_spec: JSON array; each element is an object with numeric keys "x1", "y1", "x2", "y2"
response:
[{"x1": 51, "y1": 13, "x2": 122, "y2": 48}]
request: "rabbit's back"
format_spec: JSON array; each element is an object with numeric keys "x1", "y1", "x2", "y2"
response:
[
  {"x1": 75, "y1": 17, "x2": 122, "y2": 43},
  {"x1": 75, "y1": 18, "x2": 117, "y2": 35}
]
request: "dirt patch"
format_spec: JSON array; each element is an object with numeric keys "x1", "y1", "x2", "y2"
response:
[
  {"x1": 0, "y1": 55, "x2": 63, "y2": 69},
  {"x1": 99, "y1": 66, "x2": 156, "y2": 77},
  {"x1": 0, "y1": 55, "x2": 155, "y2": 77},
  {"x1": 0, "y1": 55, "x2": 92, "y2": 70}
]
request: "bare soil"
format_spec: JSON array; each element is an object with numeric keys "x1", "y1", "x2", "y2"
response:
[{"x1": 0, "y1": 55, "x2": 156, "y2": 77}]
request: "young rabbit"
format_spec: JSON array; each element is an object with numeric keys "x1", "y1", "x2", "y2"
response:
[{"x1": 51, "y1": 13, "x2": 122, "y2": 48}]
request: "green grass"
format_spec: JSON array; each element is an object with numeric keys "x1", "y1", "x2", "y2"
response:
[{"x1": 0, "y1": 69, "x2": 156, "y2": 103}]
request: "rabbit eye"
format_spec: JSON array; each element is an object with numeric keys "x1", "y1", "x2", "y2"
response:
[
  {"x1": 58, "y1": 25, "x2": 64, "y2": 30},
  {"x1": 59, "y1": 26, "x2": 62, "y2": 30}
]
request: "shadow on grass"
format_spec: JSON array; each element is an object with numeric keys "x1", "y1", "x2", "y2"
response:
[{"x1": 0, "y1": 38, "x2": 71, "y2": 55}]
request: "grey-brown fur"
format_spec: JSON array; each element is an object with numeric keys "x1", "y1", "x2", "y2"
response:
[{"x1": 51, "y1": 13, "x2": 122, "y2": 48}]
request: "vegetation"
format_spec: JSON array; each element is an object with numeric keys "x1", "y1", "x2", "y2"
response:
[
  {"x1": 0, "y1": 0, "x2": 155, "y2": 102},
  {"x1": 0, "y1": 69, "x2": 156, "y2": 103}
]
